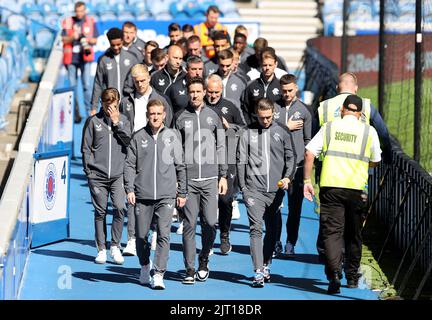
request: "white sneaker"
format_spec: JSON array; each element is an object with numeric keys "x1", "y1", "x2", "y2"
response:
[
  {"x1": 151, "y1": 273, "x2": 166, "y2": 290},
  {"x1": 231, "y1": 200, "x2": 240, "y2": 220},
  {"x1": 150, "y1": 231, "x2": 157, "y2": 251},
  {"x1": 110, "y1": 246, "x2": 124, "y2": 264},
  {"x1": 209, "y1": 249, "x2": 214, "y2": 256},
  {"x1": 123, "y1": 238, "x2": 136, "y2": 256},
  {"x1": 172, "y1": 208, "x2": 179, "y2": 222},
  {"x1": 95, "y1": 249, "x2": 107, "y2": 264},
  {"x1": 176, "y1": 221, "x2": 184, "y2": 235},
  {"x1": 139, "y1": 261, "x2": 152, "y2": 285},
  {"x1": 284, "y1": 242, "x2": 295, "y2": 256}
]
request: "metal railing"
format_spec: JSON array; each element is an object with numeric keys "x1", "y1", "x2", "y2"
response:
[
  {"x1": 369, "y1": 137, "x2": 432, "y2": 299},
  {"x1": 304, "y1": 41, "x2": 431, "y2": 299}
]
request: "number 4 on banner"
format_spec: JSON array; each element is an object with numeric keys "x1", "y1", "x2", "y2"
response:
[{"x1": 61, "y1": 160, "x2": 66, "y2": 184}]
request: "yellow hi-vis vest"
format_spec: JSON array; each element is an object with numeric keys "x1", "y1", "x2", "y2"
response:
[
  {"x1": 318, "y1": 93, "x2": 371, "y2": 127},
  {"x1": 320, "y1": 118, "x2": 373, "y2": 190}
]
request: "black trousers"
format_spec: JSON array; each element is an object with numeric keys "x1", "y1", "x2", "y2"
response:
[
  {"x1": 218, "y1": 164, "x2": 238, "y2": 235},
  {"x1": 275, "y1": 166, "x2": 305, "y2": 246},
  {"x1": 314, "y1": 162, "x2": 326, "y2": 256},
  {"x1": 319, "y1": 187, "x2": 364, "y2": 280}
]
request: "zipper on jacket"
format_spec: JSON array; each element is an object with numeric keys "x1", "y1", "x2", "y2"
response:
[
  {"x1": 108, "y1": 126, "x2": 112, "y2": 179},
  {"x1": 154, "y1": 138, "x2": 157, "y2": 200},
  {"x1": 264, "y1": 130, "x2": 270, "y2": 192},
  {"x1": 164, "y1": 69, "x2": 181, "y2": 94},
  {"x1": 260, "y1": 78, "x2": 270, "y2": 98},
  {"x1": 197, "y1": 112, "x2": 202, "y2": 179}
]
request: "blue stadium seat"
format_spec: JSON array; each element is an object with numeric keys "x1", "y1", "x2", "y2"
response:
[
  {"x1": 147, "y1": 0, "x2": 174, "y2": 17},
  {"x1": 98, "y1": 12, "x2": 117, "y2": 22},
  {"x1": 54, "y1": 0, "x2": 74, "y2": 16},
  {"x1": 217, "y1": 1, "x2": 237, "y2": 17},
  {"x1": 7, "y1": 14, "x2": 27, "y2": 32},
  {"x1": 130, "y1": 1, "x2": 151, "y2": 20},
  {"x1": 155, "y1": 12, "x2": 173, "y2": 20},
  {"x1": 223, "y1": 11, "x2": 240, "y2": 18},
  {"x1": 113, "y1": 2, "x2": 136, "y2": 20},
  {"x1": 117, "y1": 11, "x2": 135, "y2": 21},
  {"x1": 34, "y1": 28, "x2": 55, "y2": 50},
  {"x1": 44, "y1": 12, "x2": 61, "y2": 29},
  {"x1": 349, "y1": 1, "x2": 375, "y2": 22},
  {"x1": 399, "y1": 2, "x2": 415, "y2": 22},
  {"x1": 39, "y1": 1, "x2": 58, "y2": 14},
  {"x1": 175, "y1": 12, "x2": 189, "y2": 20},
  {"x1": 134, "y1": 11, "x2": 152, "y2": 20},
  {"x1": 190, "y1": 10, "x2": 206, "y2": 19},
  {"x1": 128, "y1": 0, "x2": 147, "y2": 9},
  {"x1": 0, "y1": 58, "x2": 8, "y2": 90},
  {"x1": 3, "y1": 49, "x2": 16, "y2": 112}
]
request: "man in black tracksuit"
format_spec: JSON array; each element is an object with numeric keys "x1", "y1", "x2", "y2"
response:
[
  {"x1": 216, "y1": 49, "x2": 248, "y2": 123},
  {"x1": 82, "y1": 88, "x2": 132, "y2": 265},
  {"x1": 274, "y1": 74, "x2": 312, "y2": 257},
  {"x1": 174, "y1": 77, "x2": 228, "y2": 285},
  {"x1": 91, "y1": 28, "x2": 139, "y2": 115},
  {"x1": 241, "y1": 50, "x2": 283, "y2": 125},
  {"x1": 165, "y1": 55, "x2": 204, "y2": 114},
  {"x1": 122, "y1": 21, "x2": 145, "y2": 62},
  {"x1": 150, "y1": 45, "x2": 186, "y2": 95},
  {"x1": 124, "y1": 99, "x2": 187, "y2": 290},
  {"x1": 206, "y1": 74, "x2": 245, "y2": 255},
  {"x1": 203, "y1": 31, "x2": 230, "y2": 76},
  {"x1": 237, "y1": 98, "x2": 296, "y2": 287}
]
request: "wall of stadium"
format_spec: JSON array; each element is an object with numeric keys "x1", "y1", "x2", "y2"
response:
[{"x1": 308, "y1": 34, "x2": 432, "y2": 87}]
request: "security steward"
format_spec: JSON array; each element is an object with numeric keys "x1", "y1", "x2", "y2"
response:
[
  {"x1": 303, "y1": 95, "x2": 381, "y2": 294},
  {"x1": 193, "y1": 5, "x2": 230, "y2": 59},
  {"x1": 314, "y1": 72, "x2": 392, "y2": 260}
]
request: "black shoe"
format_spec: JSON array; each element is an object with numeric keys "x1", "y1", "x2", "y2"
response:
[
  {"x1": 347, "y1": 278, "x2": 359, "y2": 288},
  {"x1": 272, "y1": 241, "x2": 283, "y2": 258},
  {"x1": 196, "y1": 256, "x2": 209, "y2": 282},
  {"x1": 220, "y1": 233, "x2": 232, "y2": 255},
  {"x1": 327, "y1": 272, "x2": 341, "y2": 294},
  {"x1": 182, "y1": 269, "x2": 195, "y2": 285}
]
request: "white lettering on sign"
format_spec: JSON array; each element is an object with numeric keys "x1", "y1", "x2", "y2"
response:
[
  {"x1": 347, "y1": 54, "x2": 379, "y2": 73},
  {"x1": 406, "y1": 51, "x2": 432, "y2": 71}
]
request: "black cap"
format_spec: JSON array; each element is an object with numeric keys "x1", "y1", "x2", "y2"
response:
[
  {"x1": 343, "y1": 94, "x2": 362, "y2": 112},
  {"x1": 106, "y1": 28, "x2": 123, "y2": 41}
]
